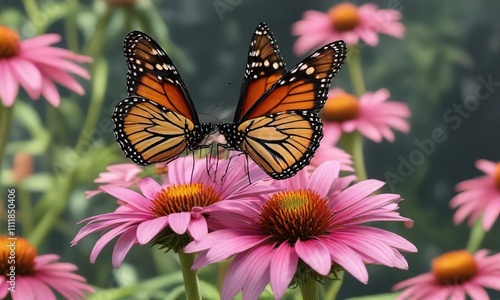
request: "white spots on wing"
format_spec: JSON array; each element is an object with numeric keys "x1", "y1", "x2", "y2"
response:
[
  {"x1": 263, "y1": 60, "x2": 270, "y2": 67},
  {"x1": 306, "y1": 66, "x2": 315, "y2": 75},
  {"x1": 272, "y1": 62, "x2": 280, "y2": 69}
]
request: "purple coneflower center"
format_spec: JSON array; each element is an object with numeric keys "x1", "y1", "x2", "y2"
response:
[
  {"x1": 494, "y1": 163, "x2": 500, "y2": 189},
  {"x1": 257, "y1": 189, "x2": 333, "y2": 246},
  {"x1": 432, "y1": 250, "x2": 477, "y2": 285},
  {"x1": 321, "y1": 93, "x2": 360, "y2": 122},
  {"x1": 329, "y1": 3, "x2": 361, "y2": 32},
  {"x1": 0, "y1": 26, "x2": 20, "y2": 58},
  {"x1": 0, "y1": 236, "x2": 36, "y2": 276},
  {"x1": 150, "y1": 183, "x2": 220, "y2": 216}
]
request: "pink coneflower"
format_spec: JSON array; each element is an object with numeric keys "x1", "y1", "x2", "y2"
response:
[
  {"x1": 86, "y1": 163, "x2": 143, "y2": 199},
  {"x1": 321, "y1": 88, "x2": 410, "y2": 143},
  {"x1": 292, "y1": 2, "x2": 405, "y2": 55},
  {"x1": 0, "y1": 236, "x2": 93, "y2": 300},
  {"x1": 185, "y1": 161, "x2": 416, "y2": 300},
  {"x1": 310, "y1": 127, "x2": 354, "y2": 172},
  {"x1": 393, "y1": 249, "x2": 500, "y2": 299},
  {"x1": 450, "y1": 159, "x2": 500, "y2": 231},
  {"x1": 0, "y1": 26, "x2": 91, "y2": 107},
  {"x1": 73, "y1": 155, "x2": 275, "y2": 267}
]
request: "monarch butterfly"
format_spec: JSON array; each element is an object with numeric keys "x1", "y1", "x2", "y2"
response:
[{"x1": 112, "y1": 23, "x2": 347, "y2": 179}]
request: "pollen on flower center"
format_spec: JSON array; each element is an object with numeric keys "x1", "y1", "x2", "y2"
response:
[
  {"x1": 0, "y1": 236, "x2": 36, "y2": 276},
  {"x1": 150, "y1": 183, "x2": 221, "y2": 216},
  {"x1": 0, "y1": 26, "x2": 20, "y2": 58},
  {"x1": 329, "y1": 3, "x2": 361, "y2": 32},
  {"x1": 494, "y1": 163, "x2": 500, "y2": 189},
  {"x1": 321, "y1": 93, "x2": 360, "y2": 122},
  {"x1": 257, "y1": 189, "x2": 333, "y2": 246},
  {"x1": 432, "y1": 250, "x2": 478, "y2": 285}
]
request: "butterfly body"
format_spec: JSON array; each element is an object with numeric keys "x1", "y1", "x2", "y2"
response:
[{"x1": 113, "y1": 23, "x2": 346, "y2": 179}]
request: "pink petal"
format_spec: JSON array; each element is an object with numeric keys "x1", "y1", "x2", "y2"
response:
[
  {"x1": 270, "y1": 243, "x2": 298, "y2": 299},
  {"x1": 323, "y1": 237, "x2": 369, "y2": 283},
  {"x1": 40, "y1": 74, "x2": 60, "y2": 106},
  {"x1": 295, "y1": 239, "x2": 331, "y2": 275},
  {"x1": 9, "y1": 57, "x2": 42, "y2": 99},
  {"x1": 307, "y1": 161, "x2": 340, "y2": 198},
  {"x1": 0, "y1": 60, "x2": 19, "y2": 106},
  {"x1": 136, "y1": 216, "x2": 169, "y2": 244},
  {"x1": 100, "y1": 186, "x2": 151, "y2": 211},
  {"x1": 223, "y1": 245, "x2": 273, "y2": 300},
  {"x1": 138, "y1": 177, "x2": 162, "y2": 200},
  {"x1": 20, "y1": 34, "x2": 61, "y2": 48},
  {"x1": 112, "y1": 227, "x2": 138, "y2": 267},
  {"x1": 187, "y1": 216, "x2": 208, "y2": 241},
  {"x1": 476, "y1": 159, "x2": 497, "y2": 175},
  {"x1": 167, "y1": 212, "x2": 191, "y2": 235}
]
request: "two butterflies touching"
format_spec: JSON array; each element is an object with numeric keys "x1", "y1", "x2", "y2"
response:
[{"x1": 112, "y1": 22, "x2": 347, "y2": 180}]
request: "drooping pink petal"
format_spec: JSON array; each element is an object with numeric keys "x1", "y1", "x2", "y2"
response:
[
  {"x1": 270, "y1": 243, "x2": 298, "y2": 299},
  {"x1": 295, "y1": 239, "x2": 331, "y2": 275},
  {"x1": 0, "y1": 60, "x2": 19, "y2": 106},
  {"x1": 112, "y1": 227, "x2": 138, "y2": 267},
  {"x1": 9, "y1": 57, "x2": 42, "y2": 99},
  {"x1": 136, "y1": 216, "x2": 169, "y2": 244},
  {"x1": 167, "y1": 212, "x2": 191, "y2": 235}
]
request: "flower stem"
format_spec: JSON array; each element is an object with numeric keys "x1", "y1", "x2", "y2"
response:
[
  {"x1": 325, "y1": 271, "x2": 344, "y2": 300},
  {"x1": 217, "y1": 259, "x2": 231, "y2": 292},
  {"x1": 21, "y1": 0, "x2": 39, "y2": 26},
  {"x1": 75, "y1": 58, "x2": 108, "y2": 152},
  {"x1": 0, "y1": 103, "x2": 13, "y2": 172},
  {"x1": 299, "y1": 275, "x2": 319, "y2": 300},
  {"x1": 28, "y1": 172, "x2": 75, "y2": 248},
  {"x1": 342, "y1": 132, "x2": 367, "y2": 181},
  {"x1": 466, "y1": 217, "x2": 485, "y2": 253},
  {"x1": 178, "y1": 250, "x2": 202, "y2": 300},
  {"x1": 346, "y1": 46, "x2": 366, "y2": 97},
  {"x1": 18, "y1": 185, "x2": 33, "y2": 234}
]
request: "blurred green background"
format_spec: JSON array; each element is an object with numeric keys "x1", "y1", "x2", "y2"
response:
[{"x1": 1, "y1": 0, "x2": 500, "y2": 299}]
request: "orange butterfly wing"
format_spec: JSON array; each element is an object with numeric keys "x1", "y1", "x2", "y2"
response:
[
  {"x1": 113, "y1": 31, "x2": 212, "y2": 165},
  {"x1": 220, "y1": 27, "x2": 347, "y2": 179},
  {"x1": 234, "y1": 22, "x2": 287, "y2": 122}
]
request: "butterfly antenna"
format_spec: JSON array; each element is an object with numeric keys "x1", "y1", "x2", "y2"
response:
[{"x1": 190, "y1": 151, "x2": 196, "y2": 184}]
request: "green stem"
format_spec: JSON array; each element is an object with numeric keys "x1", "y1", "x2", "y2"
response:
[
  {"x1": 178, "y1": 251, "x2": 202, "y2": 300},
  {"x1": 342, "y1": 132, "x2": 367, "y2": 181},
  {"x1": 325, "y1": 271, "x2": 344, "y2": 300},
  {"x1": 21, "y1": 0, "x2": 39, "y2": 25},
  {"x1": 75, "y1": 58, "x2": 108, "y2": 151},
  {"x1": 299, "y1": 275, "x2": 319, "y2": 300},
  {"x1": 217, "y1": 259, "x2": 231, "y2": 292},
  {"x1": 0, "y1": 103, "x2": 13, "y2": 174},
  {"x1": 27, "y1": 172, "x2": 75, "y2": 248},
  {"x1": 17, "y1": 185, "x2": 33, "y2": 234},
  {"x1": 466, "y1": 217, "x2": 485, "y2": 253},
  {"x1": 346, "y1": 46, "x2": 366, "y2": 97},
  {"x1": 83, "y1": 9, "x2": 112, "y2": 58},
  {"x1": 64, "y1": 0, "x2": 79, "y2": 52}
]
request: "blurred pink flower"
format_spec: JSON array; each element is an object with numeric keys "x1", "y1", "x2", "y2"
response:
[
  {"x1": 321, "y1": 88, "x2": 411, "y2": 143},
  {"x1": 185, "y1": 161, "x2": 416, "y2": 300},
  {"x1": 292, "y1": 2, "x2": 405, "y2": 55},
  {"x1": 73, "y1": 155, "x2": 275, "y2": 267},
  {"x1": 86, "y1": 163, "x2": 143, "y2": 199},
  {"x1": 0, "y1": 236, "x2": 93, "y2": 300},
  {"x1": 310, "y1": 128, "x2": 354, "y2": 172},
  {"x1": 450, "y1": 159, "x2": 500, "y2": 231},
  {"x1": 393, "y1": 250, "x2": 500, "y2": 300},
  {"x1": 0, "y1": 26, "x2": 91, "y2": 107}
]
